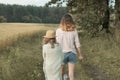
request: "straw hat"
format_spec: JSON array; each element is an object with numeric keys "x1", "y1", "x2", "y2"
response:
[{"x1": 44, "y1": 30, "x2": 55, "y2": 38}]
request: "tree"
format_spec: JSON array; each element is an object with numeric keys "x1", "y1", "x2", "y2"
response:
[
  {"x1": 0, "y1": 16, "x2": 7, "y2": 22},
  {"x1": 47, "y1": 0, "x2": 113, "y2": 36},
  {"x1": 0, "y1": 4, "x2": 67, "y2": 23},
  {"x1": 22, "y1": 15, "x2": 42, "y2": 23},
  {"x1": 114, "y1": 0, "x2": 120, "y2": 42}
]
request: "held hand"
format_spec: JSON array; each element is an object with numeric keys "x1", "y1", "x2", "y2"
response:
[{"x1": 78, "y1": 55, "x2": 83, "y2": 60}]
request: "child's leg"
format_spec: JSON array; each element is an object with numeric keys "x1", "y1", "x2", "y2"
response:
[
  {"x1": 68, "y1": 63, "x2": 75, "y2": 80},
  {"x1": 61, "y1": 65, "x2": 64, "y2": 80}
]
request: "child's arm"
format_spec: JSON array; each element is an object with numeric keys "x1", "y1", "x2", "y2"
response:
[
  {"x1": 74, "y1": 29, "x2": 83, "y2": 60},
  {"x1": 42, "y1": 46, "x2": 46, "y2": 60},
  {"x1": 42, "y1": 46, "x2": 46, "y2": 72},
  {"x1": 76, "y1": 47, "x2": 83, "y2": 60}
]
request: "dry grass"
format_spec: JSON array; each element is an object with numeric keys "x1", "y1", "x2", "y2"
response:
[
  {"x1": 75, "y1": 32, "x2": 120, "y2": 80},
  {"x1": 0, "y1": 23, "x2": 49, "y2": 40},
  {"x1": 0, "y1": 30, "x2": 45, "y2": 80},
  {"x1": 0, "y1": 23, "x2": 56, "y2": 50},
  {"x1": 0, "y1": 23, "x2": 58, "y2": 80}
]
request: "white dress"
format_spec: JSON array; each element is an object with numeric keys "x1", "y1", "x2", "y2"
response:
[{"x1": 42, "y1": 43, "x2": 64, "y2": 80}]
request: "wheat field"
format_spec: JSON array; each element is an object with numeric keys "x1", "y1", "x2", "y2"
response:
[
  {"x1": 0, "y1": 23, "x2": 56, "y2": 50},
  {"x1": 0, "y1": 23, "x2": 58, "y2": 80},
  {"x1": 0, "y1": 23, "x2": 50, "y2": 40}
]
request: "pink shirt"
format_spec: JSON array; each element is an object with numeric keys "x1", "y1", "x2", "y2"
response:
[{"x1": 56, "y1": 28, "x2": 81, "y2": 54}]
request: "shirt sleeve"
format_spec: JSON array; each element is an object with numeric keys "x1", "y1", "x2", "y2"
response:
[
  {"x1": 42, "y1": 46, "x2": 47, "y2": 78},
  {"x1": 74, "y1": 29, "x2": 81, "y2": 48},
  {"x1": 42, "y1": 46, "x2": 46, "y2": 60}
]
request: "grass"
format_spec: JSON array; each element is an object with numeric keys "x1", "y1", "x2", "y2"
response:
[
  {"x1": 0, "y1": 23, "x2": 57, "y2": 80},
  {"x1": 0, "y1": 23, "x2": 56, "y2": 51},
  {"x1": 74, "y1": 32, "x2": 120, "y2": 80},
  {"x1": 0, "y1": 31, "x2": 45, "y2": 80},
  {"x1": 0, "y1": 23, "x2": 120, "y2": 80}
]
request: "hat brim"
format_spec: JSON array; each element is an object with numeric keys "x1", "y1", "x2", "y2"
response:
[{"x1": 43, "y1": 36, "x2": 56, "y2": 38}]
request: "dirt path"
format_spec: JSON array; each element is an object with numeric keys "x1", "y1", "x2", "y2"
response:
[{"x1": 80, "y1": 64, "x2": 111, "y2": 80}]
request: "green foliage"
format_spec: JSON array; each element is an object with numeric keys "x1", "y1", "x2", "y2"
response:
[
  {"x1": 0, "y1": 4, "x2": 68, "y2": 23},
  {"x1": 72, "y1": 0, "x2": 108, "y2": 33},
  {"x1": 45, "y1": 0, "x2": 65, "y2": 7},
  {"x1": 48, "y1": 0, "x2": 115, "y2": 36},
  {"x1": 0, "y1": 16, "x2": 7, "y2": 22},
  {"x1": 22, "y1": 15, "x2": 42, "y2": 23}
]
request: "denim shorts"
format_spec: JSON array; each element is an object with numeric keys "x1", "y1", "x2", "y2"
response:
[{"x1": 63, "y1": 52, "x2": 77, "y2": 64}]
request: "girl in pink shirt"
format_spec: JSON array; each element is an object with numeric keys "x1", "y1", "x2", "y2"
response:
[{"x1": 56, "y1": 14, "x2": 83, "y2": 80}]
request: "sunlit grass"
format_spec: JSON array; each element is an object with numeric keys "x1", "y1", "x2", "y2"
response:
[
  {"x1": 0, "y1": 23, "x2": 57, "y2": 51},
  {"x1": 0, "y1": 23, "x2": 58, "y2": 80}
]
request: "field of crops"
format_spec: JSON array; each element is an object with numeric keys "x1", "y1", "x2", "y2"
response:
[
  {"x1": 0, "y1": 23, "x2": 50, "y2": 40},
  {"x1": 0, "y1": 23, "x2": 58, "y2": 80},
  {"x1": 0, "y1": 23, "x2": 57, "y2": 50}
]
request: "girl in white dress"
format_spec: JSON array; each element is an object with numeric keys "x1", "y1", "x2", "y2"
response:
[{"x1": 42, "y1": 30, "x2": 64, "y2": 80}]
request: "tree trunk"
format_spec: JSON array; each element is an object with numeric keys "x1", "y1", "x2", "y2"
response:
[
  {"x1": 115, "y1": 0, "x2": 120, "y2": 42},
  {"x1": 101, "y1": 0, "x2": 110, "y2": 33}
]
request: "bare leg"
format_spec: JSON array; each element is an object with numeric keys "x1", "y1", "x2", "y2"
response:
[
  {"x1": 68, "y1": 63, "x2": 75, "y2": 80},
  {"x1": 61, "y1": 65, "x2": 64, "y2": 80}
]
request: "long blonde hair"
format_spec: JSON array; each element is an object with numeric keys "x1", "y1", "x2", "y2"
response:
[
  {"x1": 60, "y1": 14, "x2": 76, "y2": 31},
  {"x1": 43, "y1": 38, "x2": 56, "y2": 48}
]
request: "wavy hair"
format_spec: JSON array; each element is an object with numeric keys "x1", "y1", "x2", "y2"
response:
[
  {"x1": 60, "y1": 13, "x2": 76, "y2": 31},
  {"x1": 43, "y1": 38, "x2": 56, "y2": 48}
]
